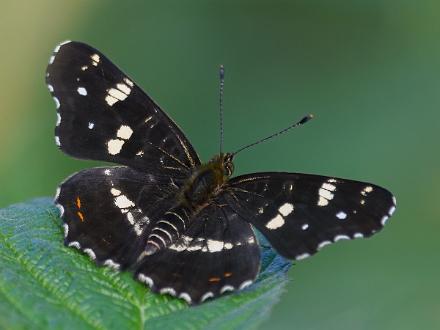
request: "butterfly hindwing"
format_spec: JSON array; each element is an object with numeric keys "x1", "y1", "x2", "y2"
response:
[
  {"x1": 135, "y1": 202, "x2": 261, "y2": 304},
  {"x1": 56, "y1": 166, "x2": 182, "y2": 269},
  {"x1": 225, "y1": 172, "x2": 396, "y2": 260},
  {"x1": 46, "y1": 41, "x2": 200, "y2": 175}
]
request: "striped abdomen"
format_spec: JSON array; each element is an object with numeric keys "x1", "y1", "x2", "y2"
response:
[{"x1": 145, "y1": 205, "x2": 190, "y2": 255}]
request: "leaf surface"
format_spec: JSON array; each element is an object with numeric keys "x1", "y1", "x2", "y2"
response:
[{"x1": 0, "y1": 198, "x2": 291, "y2": 330}]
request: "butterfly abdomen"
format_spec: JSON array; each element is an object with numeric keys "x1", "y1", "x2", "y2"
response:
[{"x1": 145, "y1": 205, "x2": 191, "y2": 255}]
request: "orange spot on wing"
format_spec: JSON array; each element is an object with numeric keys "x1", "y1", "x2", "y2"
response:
[
  {"x1": 224, "y1": 272, "x2": 232, "y2": 277},
  {"x1": 208, "y1": 277, "x2": 221, "y2": 283},
  {"x1": 77, "y1": 211, "x2": 85, "y2": 222},
  {"x1": 76, "y1": 196, "x2": 81, "y2": 209}
]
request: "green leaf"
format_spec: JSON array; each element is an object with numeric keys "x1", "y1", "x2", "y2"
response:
[{"x1": 0, "y1": 198, "x2": 291, "y2": 330}]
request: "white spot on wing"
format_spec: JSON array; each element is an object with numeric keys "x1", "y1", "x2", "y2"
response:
[
  {"x1": 54, "y1": 187, "x2": 61, "y2": 200},
  {"x1": 181, "y1": 235, "x2": 193, "y2": 244},
  {"x1": 108, "y1": 87, "x2": 128, "y2": 101},
  {"x1": 160, "y1": 287, "x2": 176, "y2": 296},
  {"x1": 220, "y1": 285, "x2": 234, "y2": 294},
  {"x1": 295, "y1": 253, "x2": 310, "y2": 260},
  {"x1": 88, "y1": 122, "x2": 94, "y2": 129},
  {"x1": 353, "y1": 232, "x2": 364, "y2": 238},
  {"x1": 53, "y1": 97, "x2": 60, "y2": 109},
  {"x1": 117, "y1": 125, "x2": 133, "y2": 140},
  {"x1": 265, "y1": 214, "x2": 285, "y2": 230},
  {"x1": 68, "y1": 241, "x2": 81, "y2": 249},
  {"x1": 170, "y1": 242, "x2": 188, "y2": 252},
  {"x1": 77, "y1": 87, "x2": 87, "y2": 96},
  {"x1": 278, "y1": 203, "x2": 294, "y2": 216},
  {"x1": 318, "y1": 187, "x2": 334, "y2": 207},
  {"x1": 388, "y1": 206, "x2": 396, "y2": 216},
  {"x1": 63, "y1": 223, "x2": 69, "y2": 238},
  {"x1": 103, "y1": 259, "x2": 120, "y2": 270},
  {"x1": 239, "y1": 280, "x2": 253, "y2": 290},
  {"x1": 124, "y1": 77, "x2": 134, "y2": 86},
  {"x1": 361, "y1": 186, "x2": 374, "y2": 196},
  {"x1": 322, "y1": 183, "x2": 336, "y2": 191},
  {"x1": 179, "y1": 292, "x2": 192, "y2": 304},
  {"x1": 336, "y1": 211, "x2": 347, "y2": 220},
  {"x1": 207, "y1": 239, "x2": 224, "y2": 252},
  {"x1": 91, "y1": 53, "x2": 100, "y2": 66},
  {"x1": 105, "y1": 95, "x2": 118, "y2": 106},
  {"x1": 49, "y1": 55, "x2": 55, "y2": 64},
  {"x1": 111, "y1": 188, "x2": 121, "y2": 196},
  {"x1": 47, "y1": 84, "x2": 54, "y2": 92},
  {"x1": 301, "y1": 223, "x2": 309, "y2": 230},
  {"x1": 318, "y1": 197, "x2": 329, "y2": 206},
  {"x1": 81, "y1": 65, "x2": 88, "y2": 71},
  {"x1": 105, "y1": 81, "x2": 132, "y2": 106},
  {"x1": 126, "y1": 212, "x2": 135, "y2": 225},
  {"x1": 334, "y1": 235, "x2": 350, "y2": 242},
  {"x1": 319, "y1": 188, "x2": 334, "y2": 201},
  {"x1": 56, "y1": 113, "x2": 61, "y2": 126},
  {"x1": 201, "y1": 292, "x2": 214, "y2": 302},
  {"x1": 83, "y1": 248, "x2": 96, "y2": 260},
  {"x1": 224, "y1": 242, "x2": 233, "y2": 250},
  {"x1": 381, "y1": 215, "x2": 389, "y2": 226},
  {"x1": 318, "y1": 240, "x2": 332, "y2": 250},
  {"x1": 56, "y1": 204, "x2": 64, "y2": 217},
  {"x1": 107, "y1": 139, "x2": 125, "y2": 155},
  {"x1": 117, "y1": 83, "x2": 131, "y2": 94},
  {"x1": 114, "y1": 195, "x2": 135, "y2": 209},
  {"x1": 138, "y1": 273, "x2": 154, "y2": 287},
  {"x1": 55, "y1": 136, "x2": 61, "y2": 146}
]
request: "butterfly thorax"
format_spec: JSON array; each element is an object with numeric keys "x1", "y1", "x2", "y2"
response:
[
  {"x1": 143, "y1": 153, "x2": 234, "y2": 256},
  {"x1": 180, "y1": 153, "x2": 234, "y2": 211}
]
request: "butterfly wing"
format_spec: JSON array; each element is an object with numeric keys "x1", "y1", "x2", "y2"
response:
[
  {"x1": 135, "y1": 202, "x2": 261, "y2": 305},
  {"x1": 56, "y1": 166, "x2": 181, "y2": 270},
  {"x1": 224, "y1": 172, "x2": 396, "y2": 260},
  {"x1": 46, "y1": 41, "x2": 200, "y2": 175}
]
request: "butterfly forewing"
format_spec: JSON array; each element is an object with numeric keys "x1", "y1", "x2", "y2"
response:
[
  {"x1": 46, "y1": 41, "x2": 200, "y2": 175},
  {"x1": 225, "y1": 172, "x2": 396, "y2": 260}
]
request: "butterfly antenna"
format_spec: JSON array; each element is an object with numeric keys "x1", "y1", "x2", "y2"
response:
[
  {"x1": 219, "y1": 65, "x2": 225, "y2": 154},
  {"x1": 232, "y1": 114, "x2": 314, "y2": 156}
]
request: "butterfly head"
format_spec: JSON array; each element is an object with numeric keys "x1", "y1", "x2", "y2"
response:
[
  {"x1": 209, "y1": 153, "x2": 234, "y2": 178},
  {"x1": 222, "y1": 153, "x2": 234, "y2": 177}
]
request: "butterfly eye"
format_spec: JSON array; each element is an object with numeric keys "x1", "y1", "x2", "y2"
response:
[{"x1": 224, "y1": 162, "x2": 234, "y2": 176}]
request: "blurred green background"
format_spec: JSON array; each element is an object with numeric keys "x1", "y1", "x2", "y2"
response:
[{"x1": 1, "y1": 1, "x2": 439, "y2": 329}]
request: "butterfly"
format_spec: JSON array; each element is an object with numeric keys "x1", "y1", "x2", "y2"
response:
[{"x1": 46, "y1": 41, "x2": 397, "y2": 305}]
